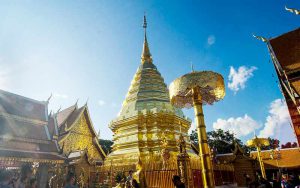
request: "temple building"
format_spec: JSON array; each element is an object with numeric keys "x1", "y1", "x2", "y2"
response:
[
  {"x1": 104, "y1": 16, "x2": 198, "y2": 169},
  {"x1": 214, "y1": 143, "x2": 257, "y2": 187},
  {"x1": 266, "y1": 28, "x2": 300, "y2": 144},
  {"x1": 0, "y1": 89, "x2": 65, "y2": 187},
  {"x1": 192, "y1": 142, "x2": 257, "y2": 187},
  {"x1": 0, "y1": 89, "x2": 106, "y2": 187},
  {"x1": 52, "y1": 103, "x2": 106, "y2": 184},
  {"x1": 250, "y1": 147, "x2": 300, "y2": 178}
]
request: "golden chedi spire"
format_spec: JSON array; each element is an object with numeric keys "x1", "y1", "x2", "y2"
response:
[
  {"x1": 115, "y1": 14, "x2": 182, "y2": 120},
  {"x1": 141, "y1": 14, "x2": 152, "y2": 63},
  {"x1": 105, "y1": 16, "x2": 197, "y2": 172}
]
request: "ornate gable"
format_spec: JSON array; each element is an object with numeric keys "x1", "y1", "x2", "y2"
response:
[{"x1": 57, "y1": 105, "x2": 106, "y2": 162}]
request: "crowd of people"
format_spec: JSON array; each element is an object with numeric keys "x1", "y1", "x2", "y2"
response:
[
  {"x1": 244, "y1": 172, "x2": 300, "y2": 188},
  {"x1": 1, "y1": 165, "x2": 299, "y2": 188},
  {"x1": 0, "y1": 164, "x2": 36, "y2": 188}
]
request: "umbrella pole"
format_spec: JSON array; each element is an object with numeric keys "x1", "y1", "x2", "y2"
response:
[
  {"x1": 256, "y1": 146, "x2": 266, "y2": 179},
  {"x1": 192, "y1": 88, "x2": 215, "y2": 188}
]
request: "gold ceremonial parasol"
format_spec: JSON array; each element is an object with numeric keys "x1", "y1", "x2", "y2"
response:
[
  {"x1": 170, "y1": 71, "x2": 225, "y2": 188},
  {"x1": 247, "y1": 136, "x2": 270, "y2": 178}
]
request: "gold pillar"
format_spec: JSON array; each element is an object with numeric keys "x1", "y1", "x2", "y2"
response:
[
  {"x1": 192, "y1": 88, "x2": 215, "y2": 188},
  {"x1": 256, "y1": 146, "x2": 266, "y2": 179}
]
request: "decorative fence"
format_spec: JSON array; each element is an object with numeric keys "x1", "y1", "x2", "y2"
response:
[
  {"x1": 144, "y1": 169, "x2": 177, "y2": 188},
  {"x1": 91, "y1": 155, "x2": 236, "y2": 188}
]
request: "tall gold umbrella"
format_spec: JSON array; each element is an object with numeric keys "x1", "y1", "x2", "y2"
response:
[
  {"x1": 169, "y1": 71, "x2": 225, "y2": 188},
  {"x1": 247, "y1": 136, "x2": 270, "y2": 179}
]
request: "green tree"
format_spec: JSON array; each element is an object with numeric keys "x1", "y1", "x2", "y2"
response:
[
  {"x1": 99, "y1": 139, "x2": 113, "y2": 154},
  {"x1": 190, "y1": 129, "x2": 250, "y2": 154},
  {"x1": 261, "y1": 137, "x2": 280, "y2": 150}
]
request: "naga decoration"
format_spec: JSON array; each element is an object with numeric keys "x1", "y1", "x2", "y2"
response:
[{"x1": 285, "y1": 6, "x2": 300, "y2": 15}]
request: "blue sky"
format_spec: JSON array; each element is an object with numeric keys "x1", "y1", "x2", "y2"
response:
[{"x1": 0, "y1": 0, "x2": 299, "y2": 144}]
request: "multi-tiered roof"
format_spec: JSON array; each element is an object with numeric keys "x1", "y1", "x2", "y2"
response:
[{"x1": 0, "y1": 89, "x2": 65, "y2": 165}]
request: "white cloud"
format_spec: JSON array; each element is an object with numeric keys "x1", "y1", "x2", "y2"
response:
[
  {"x1": 213, "y1": 114, "x2": 261, "y2": 138},
  {"x1": 98, "y1": 100, "x2": 106, "y2": 106},
  {"x1": 53, "y1": 93, "x2": 69, "y2": 99},
  {"x1": 228, "y1": 66, "x2": 257, "y2": 94},
  {"x1": 212, "y1": 99, "x2": 295, "y2": 143},
  {"x1": 207, "y1": 35, "x2": 216, "y2": 46},
  {"x1": 259, "y1": 99, "x2": 291, "y2": 138}
]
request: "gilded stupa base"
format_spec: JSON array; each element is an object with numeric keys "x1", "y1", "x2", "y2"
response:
[{"x1": 102, "y1": 151, "x2": 201, "y2": 171}]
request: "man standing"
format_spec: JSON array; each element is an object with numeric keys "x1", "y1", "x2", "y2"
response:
[{"x1": 127, "y1": 170, "x2": 133, "y2": 182}]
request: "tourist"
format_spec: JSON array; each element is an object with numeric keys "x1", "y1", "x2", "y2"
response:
[
  {"x1": 172, "y1": 175, "x2": 185, "y2": 188},
  {"x1": 29, "y1": 178, "x2": 37, "y2": 188},
  {"x1": 17, "y1": 164, "x2": 32, "y2": 188},
  {"x1": 127, "y1": 170, "x2": 133, "y2": 182},
  {"x1": 132, "y1": 179, "x2": 140, "y2": 188},
  {"x1": 64, "y1": 172, "x2": 77, "y2": 188},
  {"x1": 281, "y1": 175, "x2": 293, "y2": 188},
  {"x1": 0, "y1": 170, "x2": 13, "y2": 188}
]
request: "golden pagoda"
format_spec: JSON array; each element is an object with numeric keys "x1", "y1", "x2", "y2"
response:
[{"x1": 104, "y1": 16, "x2": 199, "y2": 169}]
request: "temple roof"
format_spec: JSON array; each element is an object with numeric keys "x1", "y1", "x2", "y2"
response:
[
  {"x1": 47, "y1": 116, "x2": 57, "y2": 139},
  {"x1": 192, "y1": 142, "x2": 254, "y2": 164},
  {"x1": 0, "y1": 90, "x2": 50, "y2": 141},
  {"x1": 0, "y1": 116, "x2": 49, "y2": 140},
  {"x1": 250, "y1": 147, "x2": 300, "y2": 168},
  {"x1": 0, "y1": 89, "x2": 63, "y2": 163},
  {"x1": 58, "y1": 105, "x2": 85, "y2": 135},
  {"x1": 56, "y1": 104, "x2": 77, "y2": 127},
  {"x1": 270, "y1": 28, "x2": 300, "y2": 74},
  {"x1": 0, "y1": 89, "x2": 48, "y2": 122},
  {"x1": 113, "y1": 17, "x2": 185, "y2": 122},
  {"x1": 268, "y1": 27, "x2": 300, "y2": 144}
]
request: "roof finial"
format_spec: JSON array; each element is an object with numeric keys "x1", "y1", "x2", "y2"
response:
[
  {"x1": 191, "y1": 62, "x2": 195, "y2": 72},
  {"x1": 47, "y1": 93, "x2": 52, "y2": 103},
  {"x1": 85, "y1": 98, "x2": 89, "y2": 106},
  {"x1": 143, "y1": 13, "x2": 147, "y2": 29},
  {"x1": 56, "y1": 106, "x2": 61, "y2": 114},
  {"x1": 75, "y1": 98, "x2": 79, "y2": 107},
  {"x1": 141, "y1": 13, "x2": 152, "y2": 64},
  {"x1": 285, "y1": 6, "x2": 300, "y2": 15},
  {"x1": 252, "y1": 34, "x2": 268, "y2": 43},
  {"x1": 97, "y1": 129, "x2": 101, "y2": 139}
]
